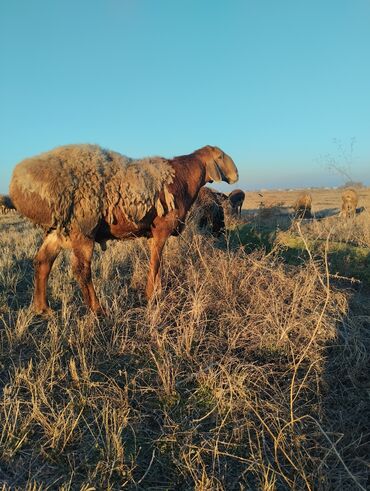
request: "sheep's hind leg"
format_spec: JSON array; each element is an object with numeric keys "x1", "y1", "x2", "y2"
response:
[
  {"x1": 33, "y1": 231, "x2": 62, "y2": 315},
  {"x1": 71, "y1": 236, "x2": 103, "y2": 314}
]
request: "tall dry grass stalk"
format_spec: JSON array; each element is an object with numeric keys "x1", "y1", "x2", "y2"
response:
[
  {"x1": 300, "y1": 208, "x2": 370, "y2": 247},
  {"x1": 0, "y1": 214, "x2": 369, "y2": 489}
]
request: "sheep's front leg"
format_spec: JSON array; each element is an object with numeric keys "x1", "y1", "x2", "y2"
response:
[
  {"x1": 71, "y1": 236, "x2": 103, "y2": 314},
  {"x1": 146, "y1": 232, "x2": 169, "y2": 299},
  {"x1": 33, "y1": 232, "x2": 62, "y2": 315}
]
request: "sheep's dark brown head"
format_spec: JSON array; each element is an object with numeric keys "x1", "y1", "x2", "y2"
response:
[{"x1": 195, "y1": 146, "x2": 239, "y2": 185}]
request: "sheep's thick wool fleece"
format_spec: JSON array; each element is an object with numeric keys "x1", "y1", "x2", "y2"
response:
[
  {"x1": 187, "y1": 187, "x2": 224, "y2": 226},
  {"x1": 11, "y1": 145, "x2": 176, "y2": 234}
]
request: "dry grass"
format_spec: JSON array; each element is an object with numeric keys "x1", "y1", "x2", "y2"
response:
[
  {"x1": 298, "y1": 212, "x2": 370, "y2": 248},
  {"x1": 243, "y1": 186, "x2": 370, "y2": 215},
  {"x1": 0, "y1": 204, "x2": 369, "y2": 489}
]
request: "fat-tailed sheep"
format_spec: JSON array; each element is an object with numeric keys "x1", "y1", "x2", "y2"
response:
[
  {"x1": 9, "y1": 144, "x2": 238, "y2": 315},
  {"x1": 341, "y1": 188, "x2": 358, "y2": 218},
  {"x1": 188, "y1": 187, "x2": 228, "y2": 236},
  {"x1": 228, "y1": 189, "x2": 245, "y2": 216},
  {"x1": 293, "y1": 193, "x2": 312, "y2": 219}
]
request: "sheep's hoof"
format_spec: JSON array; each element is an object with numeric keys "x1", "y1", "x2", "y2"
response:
[
  {"x1": 33, "y1": 306, "x2": 54, "y2": 318},
  {"x1": 92, "y1": 305, "x2": 107, "y2": 318},
  {"x1": 146, "y1": 289, "x2": 162, "y2": 305}
]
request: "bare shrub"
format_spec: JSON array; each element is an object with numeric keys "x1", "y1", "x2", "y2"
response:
[{"x1": 255, "y1": 199, "x2": 291, "y2": 231}]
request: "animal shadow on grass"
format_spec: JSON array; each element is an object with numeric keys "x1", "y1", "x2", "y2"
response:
[
  {"x1": 315, "y1": 208, "x2": 341, "y2": 219},
  {"x1": 0, "y1": 255, "x2": 52, "y2": 394},
  {"x1": 94, "y1": 247, "x2": 151, "y2": 311},
  {"x1": 1, "y1": 257, "x2": 34, "y2": 312},
  {"x1": 356, "y1": 206, "x2": 366, "y2": 215},
  {"x1": 320, "y1": 284, "x2": 370, "y2": 490},
  {"x1": 316, "y1": 207, "x2": 366, "y2": 220}
]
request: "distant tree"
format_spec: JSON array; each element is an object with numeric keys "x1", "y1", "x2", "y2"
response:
[{"x1": 321, "y1": 138, "x2": 360, "y2": 186}]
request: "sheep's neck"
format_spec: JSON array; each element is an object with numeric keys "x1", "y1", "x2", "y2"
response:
[{"x1": 176, "y1": 157, "x2": 207, "y2": 200}]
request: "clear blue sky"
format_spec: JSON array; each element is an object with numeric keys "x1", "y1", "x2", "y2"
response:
[{"x1": 1, "y1": 0, "x2": 370, "y2": 193}]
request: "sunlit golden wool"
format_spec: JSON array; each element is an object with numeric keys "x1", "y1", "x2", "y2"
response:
[{"x1": 10, "y1": 144, "x2": 176, "y2": 234}]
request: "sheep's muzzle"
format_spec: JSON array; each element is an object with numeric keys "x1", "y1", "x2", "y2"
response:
[{"x1": 220, "y1": 153, "x2": 238, "y2": 184}]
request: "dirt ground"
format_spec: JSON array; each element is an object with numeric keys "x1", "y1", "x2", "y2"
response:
[{"x1": 242, "y1": 187, "x2": 370, "y2": 215}]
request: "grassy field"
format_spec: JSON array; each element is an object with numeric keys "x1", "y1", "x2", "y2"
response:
[
  {"x1": 0, "y1": 187, "x2": 369, "y2": 490},
  {"x1": 244, "y1": 186, "x2": 370, "y2": 213}
]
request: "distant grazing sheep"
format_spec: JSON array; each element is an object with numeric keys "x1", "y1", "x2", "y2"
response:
[
  {"x1": 9, "y1": 144, "x2": 238, "y2": 315},
  {"x1": 341, "y1": 188, "x2": 358, "y2": 218},
  {"x1": 0, "y1": 194, "x2": 15, "y2": 214},
  {"x1": 188, "y1": 187, "x2": 228, "y2": 236},
  {"x1": 293, "y1": 193, "x2": 313, "y2": 219},
  {"x1": 228, "y1": 189, "x2": 245, "y2": 216}
]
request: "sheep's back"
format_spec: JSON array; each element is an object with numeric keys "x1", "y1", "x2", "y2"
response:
[
  {"x1": 294, "y1": 193, "x2": 312, "y2": 210},
  {"x1": 10, "y1": 145, "x2": 111, "y2": 233},
  {"x1": 10, "y1": 145, "x2": 176, "y2": 235},
  {"x1": 229, "y1": 189, "x2": 245, "y2": 205}
]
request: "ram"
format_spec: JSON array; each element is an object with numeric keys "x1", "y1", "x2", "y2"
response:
[
  {"x1": 188, "y1": 187, "x2": 228, "y2": 236},
  {"x1": 0, "y1": 194, "x2": 15, "y2": 214},
  {"x1": 9, "y1": 144, "x2": 238, "y2": 315},
  {"x1": 294, "y1": 193, "x2": 313, "y2": 219},
  {"x1": 228, "y1": 189, "x2": 245, "y2": 216},
  {"x1": 341, "y1": 188, "x2": 358, "y2": 218}
]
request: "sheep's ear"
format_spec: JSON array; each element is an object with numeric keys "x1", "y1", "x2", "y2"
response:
[{"x1": 206, "y1": 159, "x2": 222, "y2": 182}]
